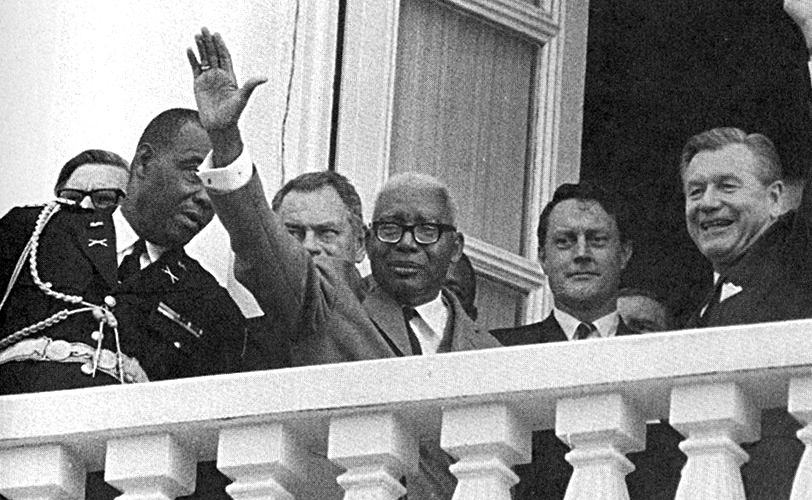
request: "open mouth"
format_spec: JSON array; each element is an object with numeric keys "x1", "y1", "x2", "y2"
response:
[
  {"x1": 178, "y1": 212, "x2": 203, "y2": 229},
  {"x1": 699, "y1": 219, "x2": 733, "y2": 231}
]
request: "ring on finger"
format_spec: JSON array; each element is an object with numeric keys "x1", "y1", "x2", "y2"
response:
[{"x1": 199, "y1": 64, "x2": 212, "y2": 71}]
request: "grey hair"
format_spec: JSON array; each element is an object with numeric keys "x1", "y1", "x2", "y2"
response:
[
  {"x1": 374, "y1": 172, "x2": 458, "y2": 225},
  {"x1": 679, "y1": 127, "x2": 783, "y2": 186}
]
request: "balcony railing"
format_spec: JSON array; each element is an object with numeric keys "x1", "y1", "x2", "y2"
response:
[{"x1": 3, "y1": 319, "x2": 812, "y2": 500}]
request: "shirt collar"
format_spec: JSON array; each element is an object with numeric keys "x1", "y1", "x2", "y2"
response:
[
  {"x1": 113, "y1": 208, "x2": 166, "y2": 263},
  {"x1": 553, "y1": 307, "x2": 620, "y2": 340},
  {"x1": 413, "y1": 292, "x2": 448, "y2": 336}
]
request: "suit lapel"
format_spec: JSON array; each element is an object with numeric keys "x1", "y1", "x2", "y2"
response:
[
  {"x1": 538, "y1": 314, "x2": 569, "y2": 343},
  {"x1": 616, "y1": 318, "x2": 637, "y2": 337},
  {"x1": 363, "y1": 287, "x2": 416, "y2": 356},
  {"x1": 72, "y1": 211, "x2": 118, "y2": 288}
]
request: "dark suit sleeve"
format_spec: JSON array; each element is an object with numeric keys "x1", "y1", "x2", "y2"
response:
[{"x1": 208, "y1": 170, "x2": 349, "y2": 345}]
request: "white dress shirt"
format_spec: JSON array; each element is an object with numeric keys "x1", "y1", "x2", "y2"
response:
[
  {"x1": 411, "y1": 292, "x2": 450, "y2": 355},
  {"x1": 553, "y1": 307, "x2": 620, "y2": 341}
]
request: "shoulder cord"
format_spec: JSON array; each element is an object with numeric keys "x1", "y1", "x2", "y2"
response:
[{"x1": 0, "y1": 201, "x2": 113, "y2": 353}]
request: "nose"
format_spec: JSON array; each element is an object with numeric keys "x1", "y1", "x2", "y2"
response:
[
  {"x1": 574, "y1": 235, "x2": 591, "y2": 257},
  {"x1": 79, "y1": 195, "x2": 95, "y2": 209},
  {"x1": 395, "y1": 228, "x2": 420, "y2": 251},
  {"x1": 302, "y1": 231, "x2": 322, "y2": 256},
  {"x1": 695, "y1": 186, "x2": 721, "y2": 211}
]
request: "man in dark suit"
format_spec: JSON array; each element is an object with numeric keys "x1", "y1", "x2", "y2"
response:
[
  {"x1": 491, "y1": 182, "x2": 684, "y2": 500},
  {"x1": 493, "y1": 182, "x2": 634, "y2": 345},
  {"x1": 677, "y1": 126, "x2": 812, "y2": 497},
  {"x1": 186, "y1": 27, "x2": 500, "y2": 499},
  {"x1": 681, "y1": 127, "x2": 812, "y2": 329}
]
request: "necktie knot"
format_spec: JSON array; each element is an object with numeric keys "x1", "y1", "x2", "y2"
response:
[
  {"x1": 574, "y1": 322, "x2": 596, "y2": 340},
  {"x1": 118, "y1": 239, "x2": 146, "y2": 282}
]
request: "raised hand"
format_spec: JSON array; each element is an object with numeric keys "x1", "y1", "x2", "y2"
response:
[
  {"x1": 186, "y1": 27, "x2": 267, "y2": 132},
  {"x1": 785, "y1": 0, "x2": 812, "y2": 48}
]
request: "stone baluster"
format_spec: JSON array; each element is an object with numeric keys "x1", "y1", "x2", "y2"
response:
[
  {"x1": 789, "y1": 376, "x2": 812, "y2": 499},
  {"x1": 555, "y1": 393, "x2": 645, "y2": 500},
  {"x1": 328, "y1": 412, "x2": 418, "y2": 500},
  {"x1": 104, "y1": 434, "x2": 197, "y2": 500},
  {"x1": 670, "y1": 382, "x2": 760, "y2": 500},
  {"x1": 440, "y1": 403, "x2": 530, "y2": 500},
  {"x1": 0, "y1": 445, "x2": 86, "y2": 500},
  {"x1": 217, "y1": 424, "x2": 307, "y2": 500}
]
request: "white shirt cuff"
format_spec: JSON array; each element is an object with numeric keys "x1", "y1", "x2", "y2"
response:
[{"x1": 197, "y1": 149, "x2": 253, "y2": 193}]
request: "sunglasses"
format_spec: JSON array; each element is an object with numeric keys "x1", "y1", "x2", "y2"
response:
[{"x1": 57, "y1": 189, "x2": 126, "y2": 209}]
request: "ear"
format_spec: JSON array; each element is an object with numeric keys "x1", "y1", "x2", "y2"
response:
[
  {"x1": 132, "y1": 144, "x2": 155, "y2": 179},
  {"x1": 537, "y1": 245, "x2": 549, "y2": 275},
  {"x1": 450, "y1": 232, "x2": 464, "y2": 263},
  {"x1": 620, "y1": 240, "x2": 633, "y2": 270},
  {"x1": 768, "y1": 180, "x2": 784, "y2": 218}
]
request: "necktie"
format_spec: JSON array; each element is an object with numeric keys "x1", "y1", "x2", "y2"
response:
[
  {"x1": 697, "y1": 280, "x2": 724, "y2": 327},
  {"x1": 118, "y1": 239, "x2": 146, "y2": 282},
  {"x1": 403, "y1": 307, "x2": 423, "y2": 355},
  {"x1": 574, "y1": 322, "x2": 596, "y2": 340}
]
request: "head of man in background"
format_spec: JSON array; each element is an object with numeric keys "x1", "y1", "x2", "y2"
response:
[
  {"x1": 271, "y1": 171, "x2": 366, "y2": 263},
  {"x1": 680, "y1": 127, "x2": 784, "y2": 275},
  {"x1": 538, "y1": 182, "x2": 633, "y2": 324},
  {"x1": 54, "y1": 149, "x2": 129, "y2": 211},
  {"x1": 367, "y1": 172, "x2": 464, "y2": 307},
  {"x1": 445, "y1": 252, "x2": 478, "y2": 321},
  {"x1": 120, "y1": 108, "x2": 215, "y2": 249},
  {"x1": 617, "y1": 287, "x2": 673, "y2": 333}
]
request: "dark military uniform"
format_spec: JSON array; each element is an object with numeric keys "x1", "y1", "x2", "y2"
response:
[{"x1": 0, "y1": 203, "x2": 246, "y2": 393}]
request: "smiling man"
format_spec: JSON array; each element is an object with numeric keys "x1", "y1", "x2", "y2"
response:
[{"x1": 680, "y1": 127, "x2": 812, "y2": 328}]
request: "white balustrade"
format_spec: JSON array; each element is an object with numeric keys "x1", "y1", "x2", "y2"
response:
[
  {"x1": 555, "y1": 393, "x2": 644, "y2": 500},
  {"x1": 670, "y1": 382, "x2": 760, "y2": 500},
  {"x1": 0, "y1": 445, "x2": 86, "y2": 500},
  {"x1": 105, "y1": 434, "x2": 196, "y2": 500},
  {"x1": 789, "y1": 376, "x2": 812, "y2": 500},
  {"x1": 328, "y1": 412, "x2": 418, "y2": 500},
  {"x1": 440, "y1": 403, "x2": 530, "y2": 500},
  {"x1": 217, "y1": 424, "x2": 307, "y2": 500},
  {"x1": 3, "y1": 321, "x2": 812, "y2": 500}
]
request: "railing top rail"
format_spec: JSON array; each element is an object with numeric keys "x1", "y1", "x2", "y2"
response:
[{"x1": 2, "y1": 319, "x2": 812, "y2": 466}]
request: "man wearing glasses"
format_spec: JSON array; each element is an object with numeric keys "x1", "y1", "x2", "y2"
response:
[
  {"x1": 53, "y1": 149, "x2": 129, "y2": 210},
  {"x1": 189, "y1": 27, "x2": 499, "y2": 500}
]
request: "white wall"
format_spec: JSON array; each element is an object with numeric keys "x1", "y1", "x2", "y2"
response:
[{"x1": 0, "y1": 0, "x2": 334, "y2": 316}]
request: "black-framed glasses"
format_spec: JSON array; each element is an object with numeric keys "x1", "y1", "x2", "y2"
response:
[
  {"x1": 57, "y1": 189, "x2": 126, "y2": 209},
  {"x1": 372, "y1": 221, "x2": 456, "y2": 245}
]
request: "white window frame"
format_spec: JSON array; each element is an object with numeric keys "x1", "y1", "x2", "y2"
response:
[{"x1": 335, "y1": 0, "x2": 590, "y2": 324}]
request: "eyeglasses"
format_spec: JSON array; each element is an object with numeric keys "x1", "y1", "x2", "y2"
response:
[
  {"x1": 372, "y1": 221, "x2": 456, "y2": 245},
  {"x1": 57, "y1": 189, "x2": 125, "y2": 209}
]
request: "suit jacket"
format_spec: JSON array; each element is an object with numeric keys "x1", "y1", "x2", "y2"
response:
[
  {"x1": 0, "y1": 204, "x2": 246, "y2": 394},
  {"x1": 491, "y1": 311, "x2": 636, "y2": 345},
  {"x1": 209, "y1": 171, "x2": 501, "y2": 500},
  {"x1": 491, "y1": 313, "x2": 684, "y2": 500},
  {"x1": 685, "y1": 182, "x2": 812, "y2": 329}
]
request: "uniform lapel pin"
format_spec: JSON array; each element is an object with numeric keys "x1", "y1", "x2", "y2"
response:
[{"x1": 88, "y1": 238, "x2": 108, "y2": 247}]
